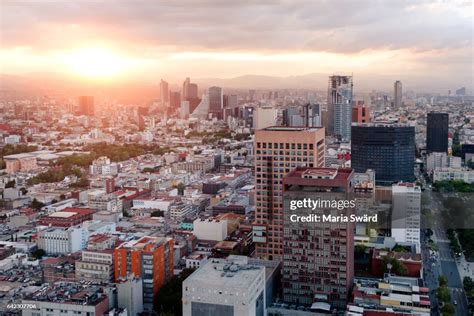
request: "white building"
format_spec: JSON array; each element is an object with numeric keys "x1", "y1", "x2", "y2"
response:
[
  {"x1": 88, "y1": 190, "x2": 122, "y2": 212},
  {"x1": 391, "y1": 183, "x2": 421, "y2": 251},
  {"x1": 90, "y1": 156, "x2": 119, "y2": 175},
  {"x1": 37, "y1": 226, "x2": 88, "y2": 255},
  {"x1": 185, "y1": 253, "x2": 208, "y2": 269},
  {"x1": 255, "y1": 106, "x2": 277, "y2": 129},
  {"x1": 169, "y1": 201, "x2": 194, "y2": 221},
  {"x1": 133, "y1": 198, "x2": 172, "y2": 211},
  {"x1": 433, "y1": 168, "x2": 474, "y2": 183},
  {"x1": 426, "y1": 152, "x2": 461, "y2": 172},
  {"x1": 193, "y1": 218, "x2": 228, "y2": 241},
  {"x1": 117, "y1": 276, "x2": 144, "y2": 316},
  {"x1": 183, "y1": 256, "x2": 266, "y2": 316},
  {"x1": 41, "y1": 198, "x2": 77, "y2": 214}
]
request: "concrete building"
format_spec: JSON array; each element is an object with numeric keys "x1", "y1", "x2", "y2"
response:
[
  {"x1": 193, "y1": 218, "x2": 228, "y2": 241},
  {"x1": 37, "y1": 226, "x2": 88, "y2": 255},
  {"x1": 75, "y1": 249, "x2": 114, "y2": 282},
  {"x1": 426, "y1": 152, "x2": 461, "y2": 172},
  {"x1": 37, "y1": 208, "x2": 96, "y2": 227},
  {"x1": 391, "y1": 183, "x2": 421, "y2": 250},
  {"x1": 282, "y1": 168, "x2": 355, "y2": 309},
  {"x1": 255, "y1": 106, "x2": 277, "y2": 129},
  {"x1": 433, "y1": 168, "x2": 474, "y2": 183},
  {"x1": 182, "y1": 256, "x2": 266, "y2": 316},
  {"x1": 253, "y1": 126, "x2": 325, "y2": 260},
  {"x1": 22, "y1": 282, "x2": 110, "y2": 316},
  {"x1": 117, "y1": 276, "x2": 144, "y2": 316},
  {"x1": 114, "y1": 236, "x2": 174, "y2": 311},
  {"x1": 90, "y1": 156, "x2": 119, "y2": 175},
  {"x1": 4, "y1": 153, "x2": 37, "y2": 174}
]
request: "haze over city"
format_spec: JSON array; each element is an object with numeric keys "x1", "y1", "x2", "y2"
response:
[{"x1": 1, "y1": 0, "x2": 473, "y2": 93}]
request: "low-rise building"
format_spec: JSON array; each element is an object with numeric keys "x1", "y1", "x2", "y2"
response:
[{"x1": 76, "y1": 249, "x2": 114, "y2": 282}]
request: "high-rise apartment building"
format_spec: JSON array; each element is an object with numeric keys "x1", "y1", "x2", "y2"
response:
[
  {"x1": 351, "y1": 123, "x2": 415, "y2": 185},
  {"x1": 282, "y1": 168, "x2": 355, "y2": 309},
  {"x1": 78, "y1": 95, "x2": 94, "y2": 116},
  {"x1": 394, "y1": 80, "x2": 402, "y2": 108},
  {"x1": 253, "y1": 127, "x2": 325, "y2": 260},
  {"x1": 426, "y1": 112, "x2": 449, "y2": 153},
  {"x1": 327, "y1": 75, "x2": 353, "y2": 139},
  {"x1": 208, "y1": 86, "x2": 223, "y2": 119},
  {"x1": 391, "y1": 183, "x2": 421, "y2": 250},
  {"x1": 160, "y1": 79, "x2": 169, "y2": 104},
  {"x1": 114, "y1": 236, "x2": 174, "y2": 311}
]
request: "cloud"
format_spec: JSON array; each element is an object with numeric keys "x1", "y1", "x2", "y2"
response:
[{"x1": 1, "y1": 0, "x2": 471, "y2": 54}]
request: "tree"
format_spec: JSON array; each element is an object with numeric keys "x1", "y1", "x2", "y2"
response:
[
  {"x1": 437, "y1": 286, "x2": 451, "y2": 302},
  {"x1": 154, "y1": 268, "x2": 196, "y2": 315},
  {"x1": 464, "y1": 276, "x2": 474, "y2": 292},
  {"x1": 31, "y1": 249, "x2": 45, "y2": 260},
  {"x1": 151, "y1": 210, "x2": 164, "y2": 217},
  {"x1": 439, "y1": 275, "x2": 449, "y2": 287},
  {"x1": 176, "y1": 182, "x2": 185, "y2": 196},
  {"x1": 441, "y1": 303, "x2": 455, "y2": 316},
  {"x1": 30, "y1": 198, "x2": 44, "y2": 210},
  {"x1": 5, "y1": 180, "x2": 15, "y2": 188}
]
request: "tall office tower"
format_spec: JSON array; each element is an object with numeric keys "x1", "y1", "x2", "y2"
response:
[
  {"x1": 456, "y1": 87, "x2": 466, "y2": 96},
  {"x1": 114, "y1": 236, "x2": 174, "y2": 311},
  {"x1": 391, "y1": 183, "x2": 421, "y2": 250},
  {"x1": 327, "y1": 75, "x2": 353, "y2": 139},
  {"x1": 393, "y1": 80, "x2": 402, "y2": 108},
  {"x1": 253, "y1": 127, "x2": 325, "y2": 260},
  {"x1": 169, "y1": 91, "x2": 181, "y2": 111},
  {"x1": 182, "y1": 77, "x2": 190, "y2": 100},
  {"x1": 426, "y1": 112, "x2": 449, "y2": 153},
  {"x1": 351, "y1": 123, "x2": 415, "y2": 185},
  {"x1": 283, "y1": 168, "x2": 355, "y2": 309},
  {"x1": 208, "y1": 86, "x2": 223, "y2": 119},
  {"x1": 352, "y1": 100, "x2": 370, "y2": 123},
  {"x1": 160, "y1": 79, "x2": 169, "y2": 104},
  {"x1": 78, "y1": 96, "x2": 94, "y2": 116}
]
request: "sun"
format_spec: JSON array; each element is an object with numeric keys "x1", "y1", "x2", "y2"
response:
[{"x1": 63, "y1": 47, "x2": 130, "y2": 79}]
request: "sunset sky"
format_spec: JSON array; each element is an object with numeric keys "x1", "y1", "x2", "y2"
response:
[{"x1": 0, "y1": 0, "x2": 472, "y2": 90}]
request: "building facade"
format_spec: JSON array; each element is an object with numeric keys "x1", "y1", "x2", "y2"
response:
[
  {"x1": 253, "y1": 127, "x2": 325, "y2": 260},
  {"x1": 351, "y1": 123, "x2": 415, "y2": 185},
  {"x1": 426, "y1": 112, "x2": 449, "y2": 153},
  {"x1": 114, "y1": 236, "x2": 174, "y2": 311},
  {"x1": 327, "y1": 75, "x2": 353, "y2": 139},
  {"x1": 282, "y1": 168, "x2": 355, "y2": 309}
]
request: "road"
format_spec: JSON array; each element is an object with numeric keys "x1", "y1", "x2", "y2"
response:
[{"x1": 423, "y1": 190, "x2": 469, "y2": 316}]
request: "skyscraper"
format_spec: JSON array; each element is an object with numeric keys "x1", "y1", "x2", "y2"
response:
[
  {"x1": 182, "y1": 77, "x2": 190, "y2": 100},
  {"x1": 327, "y1": 75, "x2": 353, "y2": 139},
  {"x1": 394, "y1": 80, "x2": 402, "y2": 108},
  {"x1": 169, "y1": 91, "x2": 181, "y2": 112},
  {"x1": 208, "y1": 86, "x2": 223, "y2": 119},
  {"x1": 78, "y1": 96, "x2": 94, "y2": 116},
  {"x1": 283, "y1": 167, "x2": 355, "y2": 309},
  {"x1": 253, "y1": 127, "x2": 325, "y2": 260},
  {"x1": 160, "y1": 79, "x2": 169, "y2": 104},
  {"x1": 351, "y1": 123, "x2": 415, "y2": 185},
  {"x1": 182, "y1": 77, "x2": 198, "y2": 100},
  {"x1": 426, "y1": 112, "x2": 449, "y2": 153}
]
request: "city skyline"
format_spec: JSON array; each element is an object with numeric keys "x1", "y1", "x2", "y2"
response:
[{"x1": 1, "y1": 1, "x2": 473, "y2": 92}]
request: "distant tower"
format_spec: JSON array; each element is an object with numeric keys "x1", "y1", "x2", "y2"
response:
[
  {"x1": 394, "y1": 80, "x2": 402, "y2": 108},
  {"x1": 426, "y1": 112, "x2": 449, "y2": 153},
  {"x1": 326, "y1": 75, "x2": 353, "y2": 139},
  {"x1": 208, "y1": 86, "x2": 223, "y2": 119},
  {"x1": 160, "y1": 79, "x2": 169, "y2": 104},
  {"x1": 78, "y1": 96, "x2": 94, "y2": 116}
]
